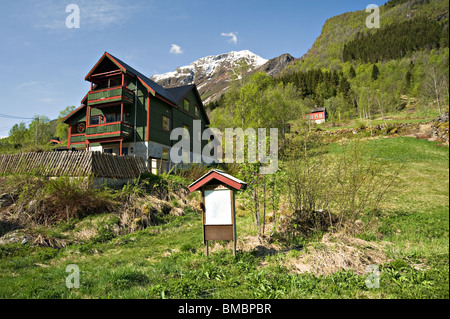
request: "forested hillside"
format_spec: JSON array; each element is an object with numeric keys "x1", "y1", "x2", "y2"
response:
[
  {"x1": 342, "y1": 17, "x2": 448, "y2": 63},
  {"x1": 208, "y1": 0, "x2": 449, "y2": 128},
  {"x1": 298, "y1": 0, "x2": 449, "y2": 71}
]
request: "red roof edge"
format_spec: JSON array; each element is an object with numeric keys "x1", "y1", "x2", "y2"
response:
[
  {"x1": 62, "y1": 105, "x2": 86, "y2": 124},
  {"x1": 85, "y1": 52, "x2": 126, "y2": 81},
  {"x1": 188, "y1": 171, "x2": 245, "y2": 193}
]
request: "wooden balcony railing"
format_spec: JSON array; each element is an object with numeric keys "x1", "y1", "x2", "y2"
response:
[
  {"x1": 70, "y1": 134, "x2": 85, "y2": 143},
  {"x1": 87, "y1": 86, "x2": 135, "y2": 106},
  {"x1": 85, "y1": 122, "x2": 134, "y2": 140}
]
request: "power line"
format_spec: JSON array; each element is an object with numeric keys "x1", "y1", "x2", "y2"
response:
[
  {"x1": 0, "y1": 113, "x2": 37, "y2": 120},
  {"x1": 0, "y1": 120, "x2": 34, "y2": 133}
]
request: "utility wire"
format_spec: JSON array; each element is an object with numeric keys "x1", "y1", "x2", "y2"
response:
[
  {"x1": 0, "y1": 113, "x2": 37, "y2": 120},
  {"x1": 0, "y1": 119, "x2": 34, "y2": 133}
]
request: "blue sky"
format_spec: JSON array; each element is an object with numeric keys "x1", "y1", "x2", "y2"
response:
[{"x1": 0, "y1": 0, "x2": 386, "y2": 137}]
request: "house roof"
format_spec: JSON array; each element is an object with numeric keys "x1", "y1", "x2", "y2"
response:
[
  {"x1": 188, "y1": 169, "x2": 247, "y2": 193},
  {"x1": 65, "y1": 52, "x2": 210, "y2": 124},
  {"x1": 62, "y1": 105, "x2": 86, "y2": 124},
  {"x1": 310, "y1": 107, "x2": 326, "y2": 113},
  {"x1": 106, "y1": 53, "x2": 173, "y2": 102},
  {"x1": 166, "y1": 84, "x2": 210, "y2": 125},
  {"x1": 166, "y1": 85, "x2": 195, "y2": 103}
]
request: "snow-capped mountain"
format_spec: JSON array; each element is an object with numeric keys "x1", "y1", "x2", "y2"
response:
[{"x1": 151, "y1": 50, "x2": 269, "y2": 105}]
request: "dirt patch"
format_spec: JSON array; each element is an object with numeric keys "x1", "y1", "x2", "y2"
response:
[
  {"x1": 286, "y1": 233, "x2": 390, "y2": 276},
  {"x1": 207, "y1": 234, "x2": 284, "y2": 256},
  {"x1": 207, "y1": 229, "x2": 390, "y2": 277}
]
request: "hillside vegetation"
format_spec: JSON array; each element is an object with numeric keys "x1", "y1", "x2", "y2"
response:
[
  {"x1": 0, "y1": 133, "x2": 448, "y2": 299},
  {"x1": 0, "y1": 0, "x2": 448, "y2": 300},
  {"x1": 298, "y1": 0, "x2": 449, "y2": 71},
  {"x1": 0, "y1": 106, "x2": 75, "y2": 154},
  {"x1": 207, "y1": 0, "x2": 448, "y2": 131}
]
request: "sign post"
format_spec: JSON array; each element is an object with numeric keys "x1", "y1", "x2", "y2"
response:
[{"x1": 189, "y1": 170, "x2": 247, "y2": 256}]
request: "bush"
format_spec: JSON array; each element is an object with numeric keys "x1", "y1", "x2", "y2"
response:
[
  {"x1": 357, "y1": 121, "x2": 366, "y2": 130},
  {"x1": 282, "y1": 134, "x2": 400, "y2": 238},
  {"x1": 2, "y1": 174, "x2": 116, "y2": 226},
  {"x1": 138, "y1": 173, "x2": 189, "y2": 201}
]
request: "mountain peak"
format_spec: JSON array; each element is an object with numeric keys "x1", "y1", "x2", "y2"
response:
[
  {"x1": 150, "y1": 50, "x2": 268, "y2": 104},
  {"x1": 150, "y1": 51, "x2": 298, "y2": 104}
]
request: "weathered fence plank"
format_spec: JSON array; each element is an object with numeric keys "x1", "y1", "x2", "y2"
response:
[{"x1": 0, "y1": 151, "x2": 148, "y2": 178}]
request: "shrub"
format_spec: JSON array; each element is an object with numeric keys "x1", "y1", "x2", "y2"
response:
[
  {"x1": 282, "y1": 134, "x2": 401, "y2": 239},
  {"x1": 358, "y1": 121, "x2": 366, "y2": 130},
  {"x1": 2, "y1": 174, "x2": 116, "y2": 226}
]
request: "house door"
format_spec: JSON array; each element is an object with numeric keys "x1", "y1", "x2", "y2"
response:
[{"x1": 149, "y1": 157, "x2": 169, "y2": 174}]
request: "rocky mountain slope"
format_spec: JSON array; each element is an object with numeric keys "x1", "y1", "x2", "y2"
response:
[
  {"x1": 255, "y1": 53, "x2": 296, "y2": 76},
  {"x1": 151, "y1": 50, "x2": 295, "y2": 104}
]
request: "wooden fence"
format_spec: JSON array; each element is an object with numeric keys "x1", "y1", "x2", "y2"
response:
[{"x1": 0, "y1": 151, "x2": 148, "y2": 179}]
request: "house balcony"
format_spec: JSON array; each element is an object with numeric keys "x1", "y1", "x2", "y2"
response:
[
  {"x1": 87, "y1": 86, "x2": 135, "y2": 107},
  {"x1": 85, "y1": 122, "x2": 134, "y2": 141},
  {"x1": 70, "y1": 134, "x2": 86, "y2": 144}
]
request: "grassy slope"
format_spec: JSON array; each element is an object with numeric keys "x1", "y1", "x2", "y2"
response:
[
  {"x1": 319, "y1": 108, "x2": 442, "y2": 130},
  {"x1": 0, "y1": 136, "x2": 448, "y2": 299}
]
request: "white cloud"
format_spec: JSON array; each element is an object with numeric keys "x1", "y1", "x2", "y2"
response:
[
  {"x1": 169, "y1": 44, "x2": 183, "y2": 55},
  {"x1": 38, "y1": 98, "x2": 60, "y2": 103},
  {"x1": 221, "y1": 32, "x2": 238, "y2": 45}
]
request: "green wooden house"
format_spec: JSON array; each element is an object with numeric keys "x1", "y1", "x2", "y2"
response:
[{"x1": 62, "y1": 52, "x2": 210, "y2": 173}]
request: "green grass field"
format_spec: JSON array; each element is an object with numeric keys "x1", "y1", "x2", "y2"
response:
[{"x1": 0, "y1": 136, "x2": 448, "y2": 299}]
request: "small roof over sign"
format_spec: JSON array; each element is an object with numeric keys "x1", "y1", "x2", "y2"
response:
[{"x1": 188, "y1": 169, "x2": 247, "y2": 193}]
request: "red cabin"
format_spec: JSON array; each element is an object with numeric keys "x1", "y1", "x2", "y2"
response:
[{"x1": 308, "y1": 107, "x2": 327, "y2": 124}]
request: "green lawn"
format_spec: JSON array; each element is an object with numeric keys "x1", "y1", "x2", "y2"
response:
[{"x1": 0, "y1": 137, "x2": 448, "y2": 299}]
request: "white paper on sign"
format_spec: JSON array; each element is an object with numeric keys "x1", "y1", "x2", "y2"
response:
[{"x1": 204, "y1": 189, "x2": 232, "y2": 225}]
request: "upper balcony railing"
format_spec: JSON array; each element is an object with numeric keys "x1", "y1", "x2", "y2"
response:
[
  {"x1": 87, "y1": 86, "x2": 135, "y2": 106},
  {"x1": 85, "y1": 122, "x2": 134, "y2": 140}
]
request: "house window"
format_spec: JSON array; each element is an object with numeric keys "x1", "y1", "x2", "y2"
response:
[
  {"x1": 184, "y1": 99, "x2": 190, "y2": 112},
  {"x1": 195, "y1": 105, "x2": 200, "y2": 117},
  {"x1": 109, "y1": 77, "x2": 121, "y2": 88},
  {"x1": 314, "y1": 114, "x2": 318, "y2": 119},
  {"x1": 150, "y1": 150, "x2": 169, "y2": 175},
  {"x1": 319, "y1": 113, "x2": 322, "y2": 119},
  {"x1": 162, "y1": 148, "x2": 169, "y2": 160},
  {"x1": 105, "y1": 113, "x2": 118, "y2": 123},
  {"x1": 162, "y1": 115, "x2": 170, "y2": 132},
  {"x1": 183, "y1": 124, "x2": 190, "y2": 139},
  {"x1": 90, "y1": 116, "x2": 100, "y2": 125}
]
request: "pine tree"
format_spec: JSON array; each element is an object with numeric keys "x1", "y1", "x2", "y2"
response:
[
  {"x1": 371, "y1": 64, "x2": 380, "y2": 81},
  {"x1": 405, "y1": 70, "x2": 413, "y2": 88},
  {"x1": 349, "y1": 65, "x2": 356, "y2": 79}
]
